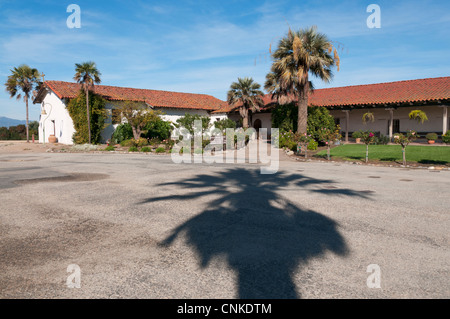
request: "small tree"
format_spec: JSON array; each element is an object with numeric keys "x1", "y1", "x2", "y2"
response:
[
  {"x1": 175, "y1": 113, "x2": 211, "y2": 136},
  {"x1": 360, "y1": 131, "x2": 376, "y2": 163},
  {"x1": 317, "y1": 126, "x2": 341, "y2": 161},
  {"x1": 393, "y1": 130, "x2": 417, "y2": 166},
  {"x1": 214, "y1": 118, "x2": 236, "y2": 133},
  {"x1": 112, "y1": 101, "x2": 161, "y2": 140}
]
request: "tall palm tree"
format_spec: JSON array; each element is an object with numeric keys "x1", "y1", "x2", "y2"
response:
[
  {"x1": 265, "y1": 26, "x2": 339, "y2": 134},
  {"x1": 73, "y1": 61, "x2": 101, "y2": 144},
  {"x1": 5, "y1": 65, "x2": 41, "y2": 142},
  {"x1": 227, "y1": 77, "x2": 264, "y2": 129}
]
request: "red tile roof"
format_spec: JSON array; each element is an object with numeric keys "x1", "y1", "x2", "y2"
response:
[
  {"x1": 308, "y1": 76, "x2": 450, "y2": 107},
  {"x1": 216, "y1": 76, "x2": 450, "y2": 112},
  {"x1": 37, "y1": 81, "x2": 227, "y2": 111},
  {"x1": 36, "y1": 77, "x2": 450, "y2": 112}
]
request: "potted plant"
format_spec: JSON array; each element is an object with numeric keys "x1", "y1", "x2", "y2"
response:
[
  {"x1": 425, "y1": 132, "x2": 438, "y2": 144},
  {"x1": 352, "y1": 131, "x2": 362, "y2": 143}
]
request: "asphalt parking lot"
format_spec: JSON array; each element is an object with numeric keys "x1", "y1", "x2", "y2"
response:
[{"x1": 0, "y1": 152, "x2": 449, "y2": 298}]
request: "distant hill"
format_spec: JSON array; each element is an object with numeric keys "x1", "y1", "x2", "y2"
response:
[{"x1": 0, "y1": 117, "x2": 26, "y2": 128}]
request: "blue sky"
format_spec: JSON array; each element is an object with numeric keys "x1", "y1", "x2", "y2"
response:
[{"x1": 1, "y1": 0, "x2": 449, "y2": 121}]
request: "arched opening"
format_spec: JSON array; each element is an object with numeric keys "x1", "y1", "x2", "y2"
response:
[{"x1": 253, "y1": 119, "x2": 262, "y2": 139}]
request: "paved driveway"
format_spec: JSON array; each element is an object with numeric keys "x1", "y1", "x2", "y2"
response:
[{"x1": 0, "y1": 152, "x2": 448, "y2": 298}]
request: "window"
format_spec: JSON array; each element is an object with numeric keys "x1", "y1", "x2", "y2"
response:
[
  {"x1": 334, "y1": 118, "x2": 340, "y2": 126},
  {"x1": 393, "y1": 119, "x2": 400, "y2": 133},
  {"x1": 388, "y1": 119, "x2": 400, "y2": 134}
]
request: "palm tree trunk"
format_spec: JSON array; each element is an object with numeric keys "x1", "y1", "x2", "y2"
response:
[
  {"x1": 243, "y1": 108, "x2": 249, "y2": 129},
  {"x1": 25, "y1": 96, "x2": 29, "y2": 143},
  {"x1": 297, "y1": 80, "x2": 309, "y2": 134},
  {"x1": 86, "y1": 88, "x2": 91, "y2": 144}
]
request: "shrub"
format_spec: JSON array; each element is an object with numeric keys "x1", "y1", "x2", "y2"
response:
[
  {"x1": 307, "y1": 106, "x2": 336, "y2": 142},
  {"x1": 143, "y1": 117, "x2": 171, "y2": 140},
  {"x1": 307, "y1": 139, "x2": 318, "y2": 150},
  {"x1": 352, "y1": 131, "x2": 362, "y2": 139},
  {"x1": 120, "y1": 139, "x2": 134, "y2": 147},
  {"x1": 67, "y1": 90, "x2": 107, "y2": 144},
  {"x1": 271, "y1": 103, "x2": 297, "y2": 132},
  {"x1": 214, "y1": 118, "x2": 237, "y2": 132},
  {"x1": 148, "y1": 137, "x2": 161, "y2": 145},
  {"x1": 135, "y1": 137, "x2": 149, "y2": 147},
  {"x1": 442, "y1": 130, "x2": 450, "y2": 144},
  {"x1": 374, "y1": 134, "x2": 390, "y2": 145},
  {"x1": 155, "y1": 147, "x2": 166, "y2": 153},
  {"x1": 141, "y1": 146, "x2": 152, "y2": 152},
  {"x1": 279, "y1": 130, "x2": 297, "y2": 151},
  {"x1": 128, "y1": 146, "x2": 139, "y2": 152},
  {"x1": 111, "y1": 123, "x2": 133, "y2": 144},
  {"x1": 120, "y1": 138, "x2": 148, "y2": 147},
  {"x1": 271, "y1": 104, "x2": 335, "y2": 139},
  {"x1": 103, "y1": 145, "x2": 115, "y2": 151},
  {"x1": 425, "y1": 132, "x2": 438, "y2": 141}
]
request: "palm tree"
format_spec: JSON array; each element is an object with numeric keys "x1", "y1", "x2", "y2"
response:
[
  {"x1": 265, "y1": 26, "x2": 339, "y2": 134},
  {"x1": 73, "y1": 61, "x2": 101, "y2": 144},
  {"x1": 227, "y1": 77, "x2": 264, "y2": 129},
  {"x1": 5, "y1": 65, "x2": 41, "y2": 142}
]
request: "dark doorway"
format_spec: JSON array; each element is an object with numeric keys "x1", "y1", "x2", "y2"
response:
[{"x1": 253, "y1": 119, "x2": 262, "y2": 139}]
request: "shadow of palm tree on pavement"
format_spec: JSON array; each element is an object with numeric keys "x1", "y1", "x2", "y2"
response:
[{"x1": 140, "y1": 168, "x2": 372, "y2": 298}]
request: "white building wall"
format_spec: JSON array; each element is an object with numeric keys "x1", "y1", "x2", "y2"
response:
[
  {"x1": 251, "y1": 113, "x2": 272, "y2": 135},
  {"x1": 330, "y1": 105, "x2": 447, "y2": 136},
  {"x1": 38, "y1": 91, "x2": 75, "y2": 145},
  {"x1": 98, "y1": 105, "x2": 227, "y2": 143},
  {"x1": 155, "y1": 107, "x2": 209, "y2": 123}
]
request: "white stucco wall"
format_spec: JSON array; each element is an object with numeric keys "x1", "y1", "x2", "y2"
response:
[
  {"x1": 251, "y1": 113, "x2": 272, "y2": 135},
  {"x1": 38, "y1": 91, "x2": 75, "y2": 145},
  {"x1": 98, "y1": 105, "x2": 229, "y2": 143},
  {"x1": 156, "y1": 107, "x2": 210, "y2": 124}
]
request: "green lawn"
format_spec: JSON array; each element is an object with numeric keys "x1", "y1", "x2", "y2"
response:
[{"x1": 316, "y1": 144, "x2": 450, "y2": 165}]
